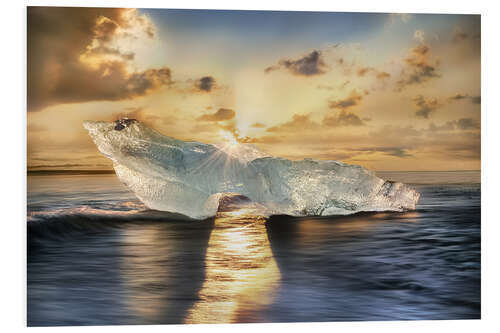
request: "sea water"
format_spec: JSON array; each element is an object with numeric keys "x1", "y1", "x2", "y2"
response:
[{"x1": 27, "y1": 171, "x2": 480, "y2": 325}]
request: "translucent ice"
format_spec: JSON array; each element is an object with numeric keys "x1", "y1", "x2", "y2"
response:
[{"x1": 84, "y1": 120, "x2": 420, "y2": 219}]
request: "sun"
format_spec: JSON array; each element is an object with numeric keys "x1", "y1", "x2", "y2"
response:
[{"x1": 219, "y1": 130, "x2": 239, "y2": 147}]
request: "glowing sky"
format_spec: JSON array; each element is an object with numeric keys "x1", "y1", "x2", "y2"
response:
[{"x1": 27, "y1": 7, "x2": 480, "y2": 171}]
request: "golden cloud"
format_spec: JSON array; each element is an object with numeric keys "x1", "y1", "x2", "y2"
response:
[{"x1": 28, "y1": 7, "x2": 170, "y2": 112}]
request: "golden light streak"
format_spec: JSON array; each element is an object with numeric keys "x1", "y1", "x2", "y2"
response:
[{"x1": 185, "y1": 210, "x2": 281, "y2": 323}]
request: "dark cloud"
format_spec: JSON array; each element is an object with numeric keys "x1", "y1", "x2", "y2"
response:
[
  {"x1": 376, "y1": 147, "x2": 413, "y2": 158},
  {"x1": 456, "y1": 118, "x2": 480, "y2": 130},
  {"x1": 449, "y1": 93, "x2": 469, "y2": 101},
  {"x1": 28, "y1": 7, "x2": 170, "y2": 111},
  {"x1": 413, "y1": 95, "x2": 441, "y2": 119},
  {"x1": 427, "y1": 118, "x2": 480, "y2": 132},
  {"x1": 198, "y1": 108, "x2": 236, "y2": 122},
  {"x1": 428, "y1": 121, "x2": 456, "y2": 132},
  {"x1": 264, "y1": 65, "x2": 280, "y2": 74},
  {"x1": 357, "y1": 67, "x2": 374, "y2": 77},
  {"x1": 470, "y1": 96, "x2": 481, "y2": 104},
  {"x1": 353, "y1": 146, "x2": 413, "y2": 158},
  {"x1": 357, "y1": 67, "x2": 391, "y2": 80},
  {"x1": 396, "y1": 44, "x2": 440, "y2": 90},
  {"x1": 195, "y1": 76, "x2": 216, "y2": 92},
  {"x1": 322, "y1": 110, "x2": 365, "y2": 127},
  {"x1": 265, "y1": 50, "x2": 328, "y2": 76},
  {"x1": 328, "y1": 90, "x2": 364, "y2": 110},
  {"x1": 49, "y1": 62, "x2": 171, "y2": 106},
  {"x1": 448, "y1": 93, "x2": 481, "y2": 105}
]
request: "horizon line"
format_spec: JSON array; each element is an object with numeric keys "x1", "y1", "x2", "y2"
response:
[{"x1": 26, "y1": 169, "x2": 481, "y2": 174}]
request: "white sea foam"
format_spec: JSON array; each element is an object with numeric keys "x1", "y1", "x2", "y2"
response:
[{"x1": 84, "y1": 120, "x2": 420, "y2": 219}]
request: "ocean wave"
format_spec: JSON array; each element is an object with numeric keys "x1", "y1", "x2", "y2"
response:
[{"x1": 27, "y1": 206, "x2": 207, "y2": 244}]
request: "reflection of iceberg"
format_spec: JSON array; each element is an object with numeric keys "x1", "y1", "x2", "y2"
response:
[{"x1": 84, "y1": 120, "x2": 419, "y2": 219}]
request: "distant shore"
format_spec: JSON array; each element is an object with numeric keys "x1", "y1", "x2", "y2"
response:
[{"x1": 27, "y1": 170, "x2": 115, "y2": 176}]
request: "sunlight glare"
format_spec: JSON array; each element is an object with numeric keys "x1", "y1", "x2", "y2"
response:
[{"x1": 219, "y1": 130, "x2": 239, "y2": 147}]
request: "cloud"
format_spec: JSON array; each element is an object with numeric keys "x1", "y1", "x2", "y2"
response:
[
  {"x1": 267, "y1": 114, "x2": 321, "y2": 133},
  {"x1": 195, "y1": 76, "x2": 216, "y2": 92},
  {"x1": 264, "y1": 65, "x2": 280, "y2": 74},
  {"x1": 322, "y1": 90, "x2": 366, "y2": 127},
  {"x1": 448, "y1": 93, "x2": 481, "y2": 105},
  {"x1": 28, "y1": 7, "x2": 171, "y2": 111},
  {"x1": 456, "y1": 118, "x2": 480, "y2": 130},
  {"x1": 376, "y1": 147, "x2": 413, "y2": 158},
  {"x1": 266, "y1": 107, "x2": 364, "y2": 135},
  {"x1": 352, "y1": 146, "x2": 413, "y2": 158},
  {"x1": 427, "y1": 118, "x2": 480, "y2": 132},
  {"x1": 322, "y1": 110, "x2": 364, "y2": 127},
  {"x1": 413, "y1": 95, "x2": 442, "y2": 118},
  {"x1": 198, "y1": 108, "x2": 236, "y2": 122},
  {"x1": 470, "y1": 96, "x2": 481, "y2": 104},
  {"x1": 428, "y1": 121, "x2": 457, "y2": 132},
  {"x1": 369, "y1": 125, "x2": 422, "y2": 142},
  {"x1": 376, "y1": 71, "x2": 391, "y2": 80},
  {"x1": 357, "y1": 67, "x2": 374, "y2": 77},
  {"x1": 251, "y1": 122, "x2": 266, "y2": 128},
  {"x1": 265, "y1": 50, "x2": 328, "y2": 76},
  {"x1": 328, "y1": 90, "x2": 364, "y2": 110},
  {"x1": 449, "y1": 93, "x2": 469, "y2": 101},
  {"x1": 357, "y1": 67, "x2": 391, "y2": 81},
  {"x1": 452, "y1": 26, "x2": 469, "y2": 43},
  {"x1": 396, "y1": 44, "x2": 440, "y2": 90}
]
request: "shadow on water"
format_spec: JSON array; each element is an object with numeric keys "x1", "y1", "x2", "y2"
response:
[
  {"x1": 265, "y1": 210, "x2": 480, "y2": 322},
  {"x1": 28, "y1": 216, "x2": 214, "y2": 326},
  {"x1": 117, "y1": 220, "x2": 215, "y2": 325}
]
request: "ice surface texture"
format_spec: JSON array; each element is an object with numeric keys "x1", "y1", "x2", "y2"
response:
[{"x1": 84, "y1": 120, "x2": 420, "y2": 219}]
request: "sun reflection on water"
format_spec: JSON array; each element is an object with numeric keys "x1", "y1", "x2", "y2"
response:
[{"x1": 185, "y1": 209, "x2": 281, "y2": 324}]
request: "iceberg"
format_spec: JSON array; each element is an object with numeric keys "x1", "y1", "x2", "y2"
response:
[{"x1": 84, "y1": 119, "x2": 420, "y2": 219}]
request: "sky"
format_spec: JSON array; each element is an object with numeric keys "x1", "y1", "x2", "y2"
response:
[{"x1": 27, "y1": 7, "x2": 481, "y2": 171}]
